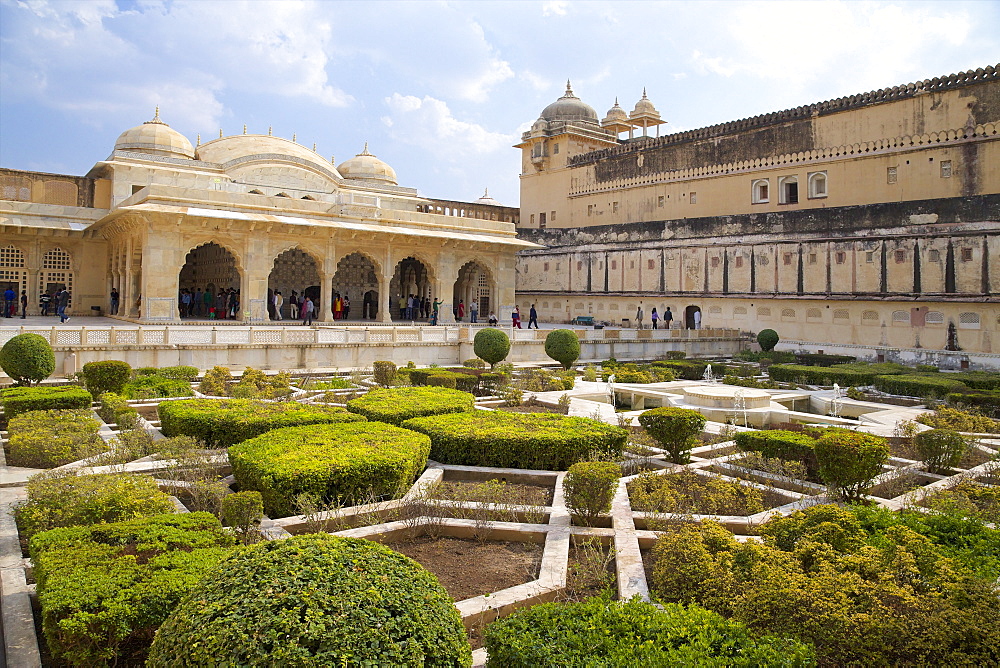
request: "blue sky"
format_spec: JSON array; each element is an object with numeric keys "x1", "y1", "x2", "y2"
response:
[{"x1": 1, "y1": 0, "x2": 998, "y2": 206}]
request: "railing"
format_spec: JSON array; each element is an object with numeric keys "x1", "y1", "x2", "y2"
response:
[{"x1": 0, "y1": 324, "x2": 740, "y2": 347}]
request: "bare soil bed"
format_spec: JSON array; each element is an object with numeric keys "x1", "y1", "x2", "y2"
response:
[
  {"x1": 134, "y1": 404, "x2": 160, "y2": 421},
  {"x1": 430, "y1": 480, "x2": 552, "y2": 506},
  {"x1": 497, "y1": 404, "x2": 565, "y2": 415}
]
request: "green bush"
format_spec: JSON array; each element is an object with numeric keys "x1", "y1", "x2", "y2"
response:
[
  {"x1": 229, "y1": 422, "x2": 430, "y2": 517},
  {"x1": 7, "y1": 409, "x2": 107, "y2": 468},
  {"x1": 757, "y1": 329, "x2": 779, "y2": 352},
  {"x1": 409, "y1": 368, "x2": 433, "y2": 386},
  {"x1": 628, "y1": 470, "x2": 765, "y2": 516},
  {"x1": 544, "y1": 329, "x2": 581, "y2": 370},
  {"x1": 372, "y1": 360, "x2": 397, "y2": 387},
  {"x1": 563, "y1": 461, "x2": 619, "y2": 525},
  {"x1": 14, "y1": 472, "x2": 174, "y2": 541},
  {"x1": 917, "y1": 405, "x2": 1000, "y2": 433},
  {"x1": 484, "y1": 596, "x2": 814, "y2": 667},
  {"x1": 638, "y1": 407, "x2": 706, "y2": 464},
  {"x1": 123, "y1": 375, "x2": 194, "y2": 399},
  {"x1": 97, "y1": 391, "x2": 139, "y2": 429},
  {"x1": 650, "y1": 505, "x2": 1000, "y2": 665},
  {"x1": 146, "y1": 534, "x2": 470, "y2": 667},
  {"x1": 734, "y1": 429, "x2": 819, "y2": 476},
  {"x1": 956, "y1": 371, "x2": 1000, "y2": 391},
  {"x1": 346, "y1": 386, "x2": 474, "y2": 426},
  {"x1": 916, "y1": 364, "x2": 940, "y2": 373},
  {"x1": 2, "y1": 384, "x2": 93, "y2": 417},
  {"x1": 0, "y1": 332, "x2": 55, "y2": 386},
  {"x1": 403, "y1": 411, "x2": 626, "y2": 470},
  {"x1": 221, "y1": 490, "x2": 264, "y2": 537},
  {"x1": 31, "y1": 512, "x2": 233, "y2": 667},
  {"x1": 230, "y1": 368, "x2": 292, "y2": 399},
  {"x1": 463, "y1": 358, "x2": 487, "y2": 369},
  {"x1": 914, "y1": 428, "x2": 967, "y2": 474},
  {"x1": 873, "y1": 373, "x2": 969, "y2": 398},
  {"x1": 81, "y1": 360, "x2": 131, "y2": 398},
  {"x1": 723, "y1": 375, "x2": 776, "y2": 389},
  {"x1": 474, "y1": 327, "x2": 511, "y2": 369},
  {"x1": 768, "y1": 364, "x2": 878, "y2": 386},
  {"x1": 924, "y1": 481, "x2": 1000, "y2": 524},
  {"x1": 814, "y1": 431, "x2": 889, "y2": 501},
  {"x1": 948, "y1": 390, "x2": 1000, "y2": 418},
  {"x1": 197, "y1": 365, "x2": 232, "y2": 396},
  {"x1": 158, "y1": 398, "x2": 364, "y2": 448},
  {"x1": 794, "y1": 353, "x2": 856, "y2": 367},
  {"x1": 427, "y1": 372, "x2": 458, "y2": 389},
  {"x1": 134, "y1": 365, "x2": 199, "y2": 379},
  {"x1": 661, "y1": 351, "x2": 687, "y2": 360}
]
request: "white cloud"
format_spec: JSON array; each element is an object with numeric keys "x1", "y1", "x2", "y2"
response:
[
  {"x1": 382, "y1": 93, "x2": 515, "y2": 157},
  {"x1": 542, "y1": 1, "x2": 569, "y2": 17}
]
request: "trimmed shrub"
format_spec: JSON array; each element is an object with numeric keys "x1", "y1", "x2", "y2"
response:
[
  {"x1": 123, "y1": 375, "x2": 194, "y2": 400},
  {"x1": 917, "y1": 405, "x2": 1000, "y2": 433},
  {"x1": 14, "y1": 472, "x2": 174, "y2": 541},
  {"x1": 794, "y1": 353, "x2": 856, "y2": 367},
  {"x1": 221, "y1": 490, "x2": 264, "y2": 536},
  {"x1": 158, "y1": 398, "x2": 365, "y2": 448},
  {"x1": 463, "y1": 358, "x2": 487, "y2": 369},
  {"x1": 31, "y1": 513, "x2": 234, "y2": 667},
  {"x1": 146, "y1": 534, "x2": 470, "y2": 667},
  {"x1": 735, "y1": 429, "x2": 818, "y2": 476},
  {"x1": 914, "y1": 428, "x2": 967, "y2": 474},
  {"x1": 924, "y1": 481, "x2": 1000, "y2": 524},
  {"x1": 134, "y1": 365, "x2": 199, "y2": 379},
  {"x1": 768, "y1": 364, "x2": 878, "y2": 386},
  {"x1": 229, "y1": 422, "x2": 430, "y2": 517},
  {"x1": 474, "y1": 327, "x2": 511, "y2": 369},
  {"x1": 403, "y1": 411, "x2": 627, "y2": 470},
  {"x1": 873, "y1": 373, "x2": 969, "y2": 398},
  {"x1": 346, "y1": 386, "x2": 474, "y2": 426},
  {"x1": 814, "y1": 431, "x2": 889, "y2": 501},
  {"x1": 544, "y1": 329, "x2": 581, "y2": 370},
  {"x1": 484, "y1": 596, "x2": 814, "y2": 667},
  {"x1": 956, "y1": 371, "x2": 1000, "y2": 391},
  {"x1": 1, "y1": 385, "x2": 92, "y2": 417},
  {"x1": 97, "y1": 391, "x2": 139, "y2": 430},
  {"x1": 638, "y1": 407, "x2": 706, "y2": 464},
  {"x1": 0, "y1": 332, "x2": 55, "y2": 386},
  {"x1": 651, "y1": 360, "x2": 726, "y2": 381},
  {"x1": 948, "y1": 390, "x2": 1000, "y2": 418},
  {"x1": 7, "y1": 409, "x2": 107, "y2": 468},
  {"x1": 409, "y1": 368, "x2": 433, "y2": 386},
  {"x1": 629, "y1": 470, "x2": 765, "y2": 516},
  {"x1": 427, "y1": 372, "x2": 458, "y2": 389},
  {"x1": 198, "y1": 365, "x2": 231, "y2": 396},
  {"x1": 81, "y1": 360, "x2": 131, "y2": 398},
  {"x1": 757, "y1": 329, "x2": 779, "y2": 352},
  {"x1": 661, "y1": 351, "x2": 687, "y2": 360},
  {"x1": 372, "y1": 360, "x2": 397, "y2": 387},
  {"x1": 563, "y1": 461, "x2": 619, "y2": 525}
]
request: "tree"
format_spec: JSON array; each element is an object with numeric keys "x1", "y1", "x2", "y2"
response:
[
  {"x1": 814, "y1": 431, "x2": 889, "y2": 501},
  {"x1": 638, "y1": 407, "x2": 706, "y2": 464},
  {"x1": 914, "y1": 428, "x2": 966, "y2": 474},
  {"x1": 563, "y1": 461, "x2": 620, "y2": 525},
  {"x1": 474, "y1": 327, "x2": 510, "y2": 369},
  {"x1": 544, "y1": 329, "x2": 581, "y2": 370},
  {"x1": 757, "y1": 329, "x2": 779, "y2": 352},
  {"x1": 0, "y1": 333, "x2": 55, "y2": 386}
]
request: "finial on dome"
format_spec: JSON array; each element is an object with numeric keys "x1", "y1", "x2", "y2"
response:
[
  {"x1": 564, "y1": 79, "x2": 575, "y2": 97},
  {"x1": 219, "y1": 128, "x2": 223, "y2": 138},
  {"x1": 243, "y1": 124, "x2": 247, "y2": 135},
  {"x1": 359, "y1": 141, "x2": 372, "y2": 156},
  {"x1": 330, "y1": 155, "x2": 335, "y2": 164},
  {"x1": 642, "y1": 87, "x2": 648, "y2": 98},
  {"x1": 196, "y1": 133, "x2": 201, "y2": 146},
  {"x1": 483, "y1": 187, "x2": 489, "y2": 197},
  {"x1": 313, "y1": 143, "x2": 317, "y2": 152},
  {"x1": 292, "y1": 133, "x2": 297, "y2": 142},
  {"x1": 268, "y1": 126, "x2": 272, "y2": 136},
  {"x1": 144, "y1": 106, "x2": 166, "y2": 125}
]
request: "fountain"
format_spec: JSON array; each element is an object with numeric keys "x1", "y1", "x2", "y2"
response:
[
  {"x1": 702, "y1": 365, "x2": 716, "y2": 383},
  {"x1": 829, "y1": 383, "x2": 843, "y2": 418},
  {"x1": 606, "y1": 373, "x2": 616, "y2": 408}
]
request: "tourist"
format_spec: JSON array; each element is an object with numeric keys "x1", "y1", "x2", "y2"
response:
[
  {"x1": 664, "y1": 306, "x2": 673, "y2": 329},
  {"x1": 289, "y1": 291, "x2": 299, "y2": 320},
  {"x1": 274, "y1": 291, "x2": 283, "y2": 321},
  {"x1": 528, "y1": 304, "x2": 538, "y2": 329},
  {"x1": 110, "y1": 288, "x2": 120, "y2": 315},
  {"x1": 20, "y1": 290, "x2": 28, "y2": 319},
  {"x1": 3, "y1": 286, "x2": 15, "y2": 317},
  {"x1": 228, "y1": 289, "x2": 239, "y2": 319},
  {"x1": 635, "y1": 303, "x2": 644, "y2": 329},
  {"x1": 457, "y1": 299, "x2": 465, "y2": 322},
  {"x1": 651, "y1": 307, "x2": 659, "y2": 329},
  {"x1": 431, "y1": 297, "x2": 441, "y2": 325},
  {"x1": 302, "y1": 296, "x2": 314, "y2": 325},
  {"x1": 333, "y1": 294, "x2": 342, "y2": 320},
  {"x1": 488, "y1": 312, "x2": 498, "y2": 326},
  {"x1": 57, "y1": 288, "x2": 70, "y2": 323},
  {"x1": 470, "y1": 300, "x2": 478, "y2": 323},
  {"x1": 343, "y1": 294, "x2": 350, "y2": 319},
  {"x1": 40, "y1": 291, "x2": 51, "y2": 316},
  {"x1": 194, "y1": 288, "x2": 203, "y2": 316},
  {"x1": 398, "y1": 295, "x2": 405, "y2": 320},
  {"x1": 512, "y1": 305, "x2": 521, "y2": 328},
  {"x1": 694, "y1": 309, "x2": 701, "y2": 330},
  {"x1": 216, "y1": 291, "x2": 227, "y2": 319},
  {"x1": 202, "y1": 288, "x2": 212, "y2": 315}
]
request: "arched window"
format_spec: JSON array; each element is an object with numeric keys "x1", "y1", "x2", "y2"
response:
[
  {"x1": 862, "y1": 310, "x2": 879, "y2": 324},
  {"x1": 808, "y1": 171, "x2": 828, "y2": 198},
  {"x1": 709, "y1": 306, "x2": 722, "y2": 314},
  {"x1": 733, "y1": 306, "x2": 747, "y2": 316},
  {"x1": 0, "y1": 245, "x2": 25, "y2": 268},
  {"x1": 807, "y1": 308, "x2": 821, "y2": 319},
  {"x1": 756, "y1": 307, "x2": 771, "y2": 318},
  {"x1": 778, "y1": 176, "x2": 799, "y2": 204},
  {"x1": 781, "y1": 308, "x2": 796, "y2": 318},
  {"x1": 833, "y1": 309, "x2": 850, "y2": 321},
  {"x1": 751, "y1": 179, "x2": 769, "y2": 204},
  {"x1": 925, "y1": 311, "x2": 944, "y2": 325},
  {"x1": 892, "y1": 310, "x2": 910, "y2": 324},
  {"x1": 959, "y1": 312, "x2": 981, "y2": 329},
  {"x1": 39, "y1": 247, "x2": 74, "y2": 302}
]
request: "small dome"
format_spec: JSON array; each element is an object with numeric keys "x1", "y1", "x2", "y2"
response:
[
  {"x1": 630, "y1": 89, "x2": 661, "y2": 119},
  {"x1": 336, "y1": 143, "x2": 397, "y2": 185},
  {"x1": 531, "y1": 117, "x2": 549, "y2": 134},
  {"x1": 540, "y1": 80, "x2": 598, "y2": 123},
  {"x1": 475, "y1": 188, "x2": 501, "y2": 206},
  {"x1": 114, "y1": 108, "x2": 195, "y2": 159},
  {"x1": 602, "y1": 98, "x2": 628, "y2": 124}
]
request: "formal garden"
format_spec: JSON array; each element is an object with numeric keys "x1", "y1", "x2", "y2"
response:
[{"x1": 1, "y1": 328, "x2": 998, "y2": 666}]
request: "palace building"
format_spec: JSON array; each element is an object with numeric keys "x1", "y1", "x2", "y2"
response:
[
  {"x1": 514, "y1": 66, "x2": 1000, "y2": 359},
  {"x1": 0, "y1": 113, "x2": 526, "y2": 324}
]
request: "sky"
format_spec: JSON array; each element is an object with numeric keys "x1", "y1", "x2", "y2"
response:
[{"x1": 1, "y1": 0, "x2": 998, "y2": 207}]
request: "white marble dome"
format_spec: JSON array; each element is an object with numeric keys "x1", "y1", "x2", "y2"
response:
[
  {"x1": 336, "y1": 143, "x2": 397, "y2": 185},
  {"x1": 114, "y1": 109, "x2": 195, "y2": 159}
]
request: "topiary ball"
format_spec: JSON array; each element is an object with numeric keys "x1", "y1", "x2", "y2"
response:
[
  {"x1": 146, "y1": 534, "x2": 471, "y2": 667},
  {"x1": 0, "y1": 333, "x2": 55, "y2": 386},
  {"x1": 757, "y1": 329, "x2": 779, "y2": 352},
  {"x1": 544, "y1": 329, "x2": 581, "y2": 370},
  {"x1": 473, "y1": 327, "x2": 510, "y2": 369},
  {"x1": 81, "y1": 360, "x2": 132, "y2": 398}
]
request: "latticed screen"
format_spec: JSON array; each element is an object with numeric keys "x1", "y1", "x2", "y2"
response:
[
  {"x1": 39, "y1": 248, "x2": 73, "y2": 304},
  {"x1": 477, "y1": 273, "x2": 490, "y2": 312},
  {"x1": 0, "y1": 245, "x2": 25, "y2": 268},
  {"x1": 43, "y1": 247, "x2": 71, "y2": 270}
]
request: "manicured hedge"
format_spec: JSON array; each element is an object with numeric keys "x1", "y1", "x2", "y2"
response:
[
  {"x1": 146, "y1": 534, "x2": 471, "y2": 667},
  {"x1": 15, "y1": 472, "x2": 174, "y2": 540},
  {"x1": 158, "y1": 398, "x2": 365, "y2": 447},
  {"x1": 7, "y1": 408, "x2": 107, "y2": 468},
  {"x1": 229, "y1": 422, "x2": 430, "y2": 517},
  {"x1": 734, "y1": 429, "x2": 819, "y2": 475},
  {"x1": 873, "y1": 374, "x2": 970, "y2": 398},
  {"x1": 123, "y1": 374, "x2": 195, "y2": 399},
  {"x1": 947, "y1": 390, "x2": 1000, "y2": 418},
  {"x1": 31, "y1": 512, "x2": 234, "y2": 667},
  {"x1": 402, "y1": 410, "x2": 626, "y2": 470},
  {"x1": 484, "y1": 597, "x2": 814, "y2": 667},
  {"x1": 97, "y1": 391, "x2": 139, "y2": 429},
  {"x1": 794, "y1": 353, "x2": 856, "y2": 367},
  {"x1": 81, "y1": 360, "x2": 132, "y2": 399},
  {"x1": 347, "y1": 386, "x2": 474, "y2": 426},
  {"x1": 768, "y1": 364, "x2": 879, "y2": 386},
  {"x1": 955, "y1": 371, "x2": 1000, "y2": 391},
  {"x1": 652, "y1": 360, "x2": 726, "y2": 381},
  {"x1": 1, "y1": 385, "x2": 93, "y2": 417},
  {"x1": 134, "y1": 365, "x2": 199, "y2": 379}
]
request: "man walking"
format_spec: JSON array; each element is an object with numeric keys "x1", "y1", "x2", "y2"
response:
[
  {"x1": 40, "y1": 291, "x2": 51, "y2": 316},
  {"x1": 274, "y1": 291, "x2": 284, "y2": 320},
  {"x1": 3, "y1": 286, "x2": 14, "y2": 317},
  {"x1": 635, "y1": 303, "x2": 644, "y2": 329},
  {"x1": 470, "y1": 300, "x2": 478, "y2": 323},
  {"x1": 664, "y1": 306, "x2": 673, "y2": 329},
  {"x1": 110, "y1": 288, "x2": 120, "y2": 315},
  {"x1": 302, "y1": 296, "x2": 314, "y2": 325},
  {"x1": 528, "y1": 304, "x2": 538, "y2": 329},
  {"x1": 57, "y1": 288, "x2": 71, "y2": 323},
  {"x1": 20, "y1": 290, "x2": 28, "y2": 319}
]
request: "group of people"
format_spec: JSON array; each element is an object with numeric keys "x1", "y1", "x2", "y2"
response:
[
  {"x1": 3, "y1": 287, "x2": 27, "y2": 319},
  {"x1": 2, "y1": 286, "x2": 70, "y2": 322},
  {"x1": 510, "y1": 304, "x2": 539, "y2": 329},
  {"x1": 632, "y1": 305, "x2": 700, "y2": 329},
  {"x1": 397, "y1": 294, "x2": 434, "y2": 321},
  {"x1": 177, "y1": 288, "x2": 241, "y2": 319},
  {"x1": 453, "y1": 299, "x2": 481, "y2": 323}
]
